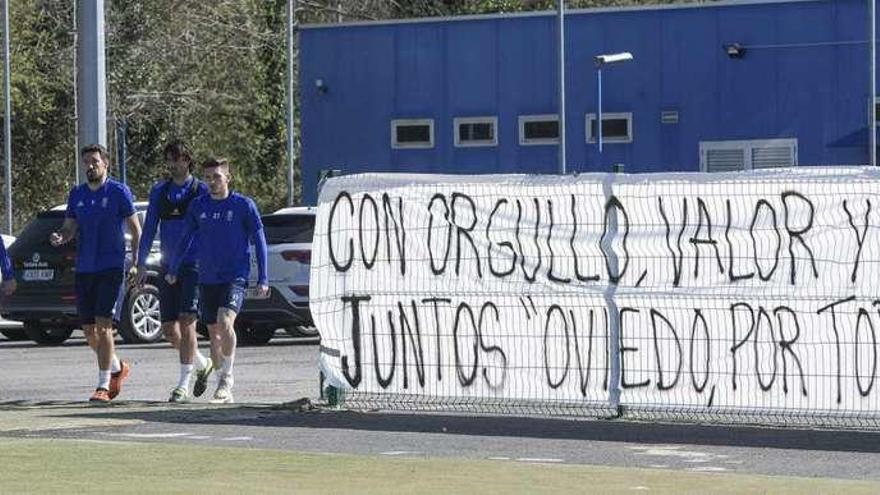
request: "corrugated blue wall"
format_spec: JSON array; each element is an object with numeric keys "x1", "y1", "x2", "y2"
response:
[{"x1": 301, "y1": 0, "x2": 875, "y2": 204}]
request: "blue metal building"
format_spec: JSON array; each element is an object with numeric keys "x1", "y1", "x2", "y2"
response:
[{"x1": 299, "y1": 0, "x2": 877, "y2": 204}]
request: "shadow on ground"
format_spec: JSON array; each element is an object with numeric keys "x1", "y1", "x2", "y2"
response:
[
  {"x1": 6, "y1": 399, "x2": 879, "y2": 454},
  {"x1": 0, "y1": 335, "x2": 318, "y2": 350}
]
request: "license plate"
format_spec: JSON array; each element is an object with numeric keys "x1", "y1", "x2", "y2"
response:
[
  {"x1": 245, "y1": 287, "x2": 269, "y2": 300},
  {"x1": 23, "y1": 269, "x2": 54, "y2": 281}
]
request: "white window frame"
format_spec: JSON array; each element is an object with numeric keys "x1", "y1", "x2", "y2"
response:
[
  {"x1": 585, "y1": 112, "x2": 633, "y2": 144},
  {"x1": 518, "y1": 114, "x2": 560, "y2": 146},
  {"x1": 391, "y1": 118, "x2": 434, "y2": 149},
  {"x1": 453, "y1": 116, "x2": 498, "y2": 148},
  {"x1": 699, "y1": 138, "x2": 798, "y2": 172}
]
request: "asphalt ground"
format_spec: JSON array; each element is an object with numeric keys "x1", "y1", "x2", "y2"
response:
[
  {"x1": 2, "y1": 332, "x2": 880, "y2": 493},
  {"x1": 0, "y1": 331, "x2": 320, "y2": 403}
]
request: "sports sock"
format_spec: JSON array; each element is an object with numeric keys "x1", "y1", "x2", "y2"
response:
[
  {"x1": 220, "y1": 354, "x2": 234, "y2": 380},
  {"x1": 110, "y1": 355, "x2": 122, "y2": 374},
  {"x1": 194, "y1": 350, "x2": 208, "y2": 370},
  {"x1": 97, "y1": 370, "x2": 111, "y2": 390},
  {"x1": 177, "y1": 364, "x2": 194, "y2": 390}
]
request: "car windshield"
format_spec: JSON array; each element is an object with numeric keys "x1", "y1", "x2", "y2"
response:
[
  {"x1": 10, "y1": 211, "x2": 70, "y2": 254},
  {"x1": 262, "y1": 214, "x2": 315, "y2": 244}
]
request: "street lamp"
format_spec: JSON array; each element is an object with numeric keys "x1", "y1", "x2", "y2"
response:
[{"x1": 594, "y1": 52, "x2": 633, "y2": 158}]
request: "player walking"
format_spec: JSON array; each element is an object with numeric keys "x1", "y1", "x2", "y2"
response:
[
  {"x1": 166, "y1": 158, "x2": 268, "y2": 403},
  {"x1": 50, "y1": 144, "x2": 140, "y2": 402},
  {"x1": 136, "y1": 141, "x2": 213, "y2": 402}
]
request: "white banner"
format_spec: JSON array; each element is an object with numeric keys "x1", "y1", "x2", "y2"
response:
[{"x1": 312, "y1": 168, "x2": 880, "y2": 416}]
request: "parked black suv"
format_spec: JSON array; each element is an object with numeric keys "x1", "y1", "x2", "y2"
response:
[{"x1": 2, "y1": 204, "x2": 164, "y2": 345}]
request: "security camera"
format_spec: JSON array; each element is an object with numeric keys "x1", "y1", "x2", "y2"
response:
[
  {"x1": 724, "y1": 43, "x2": 745, "y2": 59},
  {"x1": 594, "y1": 52, "x2": 634, "y2": 67}
]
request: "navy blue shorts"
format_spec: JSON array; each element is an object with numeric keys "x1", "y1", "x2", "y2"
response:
[
  {"x1": 159, "y1": 264, "x2": 200, "y2": 323},
  {"x1": 199, "y1": 279, "x2": 247, "y2": 325},
  {"x1": 75, "y1": 269, "x2": 124, "y2": 326}
]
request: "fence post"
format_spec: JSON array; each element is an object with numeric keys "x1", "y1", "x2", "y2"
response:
[{"x1": 602, "y1": 170, "x2": 622, "y2": 415}]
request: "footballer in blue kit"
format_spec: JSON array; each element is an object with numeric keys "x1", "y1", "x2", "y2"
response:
[
  {"x1": 167, "y1": 157, "x2": 268, "y2": 404},
  {"x1": 50, "y1": 144, "x2": 141, "y2": 403},
  {"x1": 0, "y1": 234, "x2": 16, "y2": 297},
  {"x1": 136, "y1": 141, "x2": 213, "y2": 403}
]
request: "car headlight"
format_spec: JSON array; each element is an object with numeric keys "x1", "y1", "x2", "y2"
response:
[{"x1": 146, "y1": 251, "x2": 162, "y2": 266}]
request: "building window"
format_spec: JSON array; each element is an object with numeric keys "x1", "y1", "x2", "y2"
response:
[
  {"x1": 586, "y1": 112, "x2": 633, "y2": 144},
  {"x1": 518, "y1": 114, "x2": 559, "y2": 145},
  {"x1": 391, "y1": 119, "x2": 434, "y2": 149},
  {"x1": 454, "y1": 117, "x2": 497, "y2": 147},
  {"x1": 874, "y1": 97, "x2": 880, "y2": 125},
  {"x1": 699, "y1": 138, "x2": 798, "y2": 172}
]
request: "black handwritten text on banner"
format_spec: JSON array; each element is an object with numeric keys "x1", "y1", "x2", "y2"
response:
[{"x1": 311, "y1": 170, "x2": 880, "y2": 415}]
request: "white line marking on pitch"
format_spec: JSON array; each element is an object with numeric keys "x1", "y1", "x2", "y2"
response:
[
  {"x1": 186, "y1": 435, "x2": 212, "y2": 440},
  {"x1": 631, "y1": 447, "x2": 710, "y2": 459},
  {"x1": 487, "y1": 456, "x2": 511, "y2": 461},
  {"x1": 102, "y1": 432, "x2": 193, "y2": 439},
  {"x1": 517, "y1": 458, "x2": 564, "y2": 463},
  {"x1": 687, "y1": 466, "x2": 728, "y2": 472},
  {"x1": 221, "y1": 436, "x2": 253, "y2": 441},
  {"x1": 381, "y1": 451, "x2": 420, "y2": 456}
]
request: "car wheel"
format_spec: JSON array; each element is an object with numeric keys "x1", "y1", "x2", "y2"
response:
[
  {"x1": 23, "y1": 322, "x2": 73, "y2": 345},
  {"x1": 284, "y1": 325, "x2": 319, "y2": 338},
  {"x1": 235, "y1": 325, "x2": 275, "y2": 346},
  {"x1": 119, "y1": 283, "x2": 163, "y2": 344},
  {"x1": 0, "y1": 328, "x2": 27, "y2": 341}
]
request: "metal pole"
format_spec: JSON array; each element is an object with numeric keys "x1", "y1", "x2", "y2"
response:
[
  {"x1": 3, "y1": 0, "x2": 11, "y2": 234},
  {"x1": 871, "y1": 0, "x2": 877, "y2": 167},
  {"x1": 72, "y1": 0, "x2": 80, "y2": 184},
  {"x1": 557, "y1": 0, "x2": 566, "y2": 175},
  {"x1": 286, "y1": 0, "x2": 296, "y2": 205},
  {"x1": 77, "y1": 0, "x2": 107, "y2": 149},
  {"x1": 598, "y1": 68, "x2": 603, "y2": 154}
]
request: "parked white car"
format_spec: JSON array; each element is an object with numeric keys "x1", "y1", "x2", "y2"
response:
[{"x1": 236, "y1": 206, "x2": 316, "y2": 344}]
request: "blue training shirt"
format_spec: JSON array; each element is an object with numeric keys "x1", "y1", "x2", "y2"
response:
[
  {"x1": 169, "y1": 192, "x2": 268, "y2": 285},
  {"x1": 65, "y1": 178, "x2": 136, "y2": 273},
  {"x1": 0, "y1": 236, "x2": 12, "y2": 280},
  {"x1": 137, "y1": 177, "x2": 209, "y2": 269}
]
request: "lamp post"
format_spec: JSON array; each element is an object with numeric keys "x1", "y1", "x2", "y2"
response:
[
  {"x1": 871, "y1": 0, "x2": 876, "y2": 167},
  {"x1": 594, "y1": 52, "x2": 633, "y2": 161},
  {"x1": 557, "y1": 0, "x2": 566, "y2": 175},
  {"x1": 287, "y1": 0, "x2": 297, "y2": 205},
  {"x1": 3, "y1": 0, "x2": 11, "y2": 234}
]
